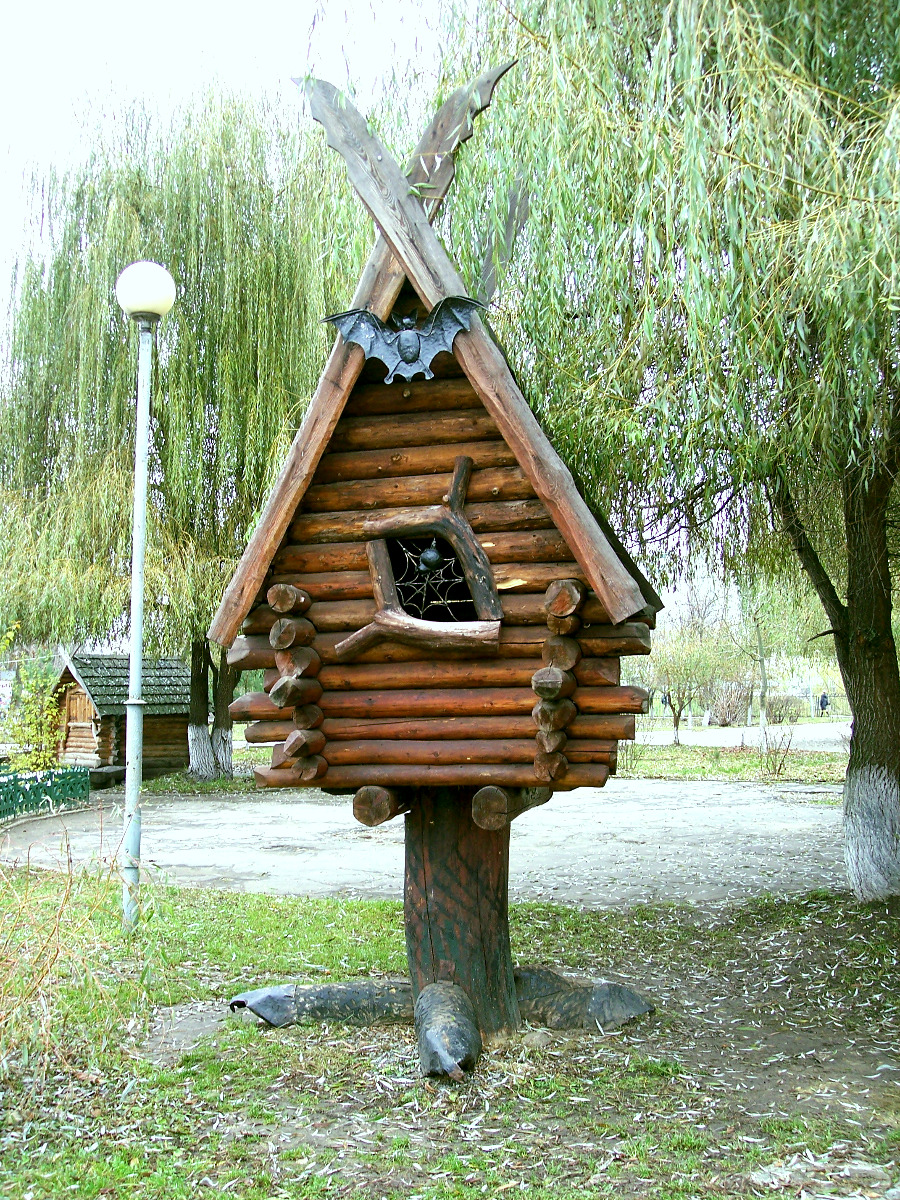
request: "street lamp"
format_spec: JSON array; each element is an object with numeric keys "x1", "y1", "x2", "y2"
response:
[{"x1": 115, "y1": 260, "x2": 176, "y2": 932}]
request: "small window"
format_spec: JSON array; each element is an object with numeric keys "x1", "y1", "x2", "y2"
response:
[{"x1": 387, "y1": 536, "x2": 477, "y2": 623}]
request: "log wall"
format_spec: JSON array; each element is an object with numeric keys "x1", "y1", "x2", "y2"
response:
[{"x1": 228, "y1": 355, "x2": 651, "y2": 793}]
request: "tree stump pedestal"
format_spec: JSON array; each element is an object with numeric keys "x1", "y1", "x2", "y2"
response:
[{"x1": 230, "y1": 786, "x2": 653, "y2": 1078}]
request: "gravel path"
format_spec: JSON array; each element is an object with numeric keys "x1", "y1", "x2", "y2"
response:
[{"x1": 0, "y1": 779, "x2": 846, "y2": 907}]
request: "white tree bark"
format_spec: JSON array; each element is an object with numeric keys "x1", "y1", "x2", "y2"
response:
[
  {"x1": 188, "y1": 723, "x2": 216, "y2": 780},
  {"x1": 212, "y1": 726, "x2": 233, "y2": 778},
  {"x1": 844, "y1": 764, "x2": 900, "y2": 901}
]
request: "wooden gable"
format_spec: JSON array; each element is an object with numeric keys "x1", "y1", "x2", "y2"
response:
[{"x1": 209, "y1": 69, "x2": 659, "y2": 802}]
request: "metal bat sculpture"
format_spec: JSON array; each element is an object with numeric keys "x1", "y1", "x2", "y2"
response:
[{"x1": 323, "y1": 296, "x2": 484, "y2": 384}]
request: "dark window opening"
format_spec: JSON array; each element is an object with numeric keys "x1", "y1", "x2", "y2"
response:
[{"x1": 387, "y1": 536, "x2": 478, "y2": 622}]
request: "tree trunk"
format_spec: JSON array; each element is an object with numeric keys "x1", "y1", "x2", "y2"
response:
[
  {"x1": 404, "y1": 787, "x2": 520, "y2": 1037},
  {"x1": 188, "y1": 639, "x2": 215, "y2": 780},
  {"x1": 211, "y1": 653, "x2": 239, "y2": 778},
  {"x1": 838, "y1": 473, "x2": 900, "y2": 901},
  {"x1": 755, "y1": 618, "x2": 768, "y2": 730}
]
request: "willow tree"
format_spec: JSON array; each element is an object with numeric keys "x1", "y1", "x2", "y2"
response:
[
  {"x1": 434, "y1": 0, "x2": 900, "y2": 899},
  {"x1": 0, "y1": 92, "x2": 368, "y2": 774}
]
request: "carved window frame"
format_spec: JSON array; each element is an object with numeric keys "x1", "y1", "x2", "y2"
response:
[{"x1": 333, "y1": 456, "x2": 502, "y2": 661}]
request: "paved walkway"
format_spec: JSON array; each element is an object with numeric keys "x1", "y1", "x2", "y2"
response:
[
  {"x1": 639, "y1": 717, "x2": 851, "y2": 751},
  {"x1": 1, "y1": 779, "x2": 846, "y2": 907}
]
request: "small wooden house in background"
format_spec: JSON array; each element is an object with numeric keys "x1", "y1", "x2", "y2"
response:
[{"x1": 54, "y1": 651, "x2": 190, "y2": 779}]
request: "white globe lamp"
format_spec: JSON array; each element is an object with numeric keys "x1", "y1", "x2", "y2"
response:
[{"x1": 115, "y1": 260, "x2": 176, "y2": 321}]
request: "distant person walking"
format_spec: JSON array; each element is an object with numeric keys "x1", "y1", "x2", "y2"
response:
[{"x1": 819, "y1": 692, "x2": 830, "y2": 718}]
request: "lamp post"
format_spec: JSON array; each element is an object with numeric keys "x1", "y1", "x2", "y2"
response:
[{"x1": 115, "y1": 260, "x2": 176, "y2": 932}]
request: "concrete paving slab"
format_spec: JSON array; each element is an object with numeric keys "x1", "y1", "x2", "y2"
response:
[{"x1": 0, "y1": 779, "x2": 846, "y2": 908}]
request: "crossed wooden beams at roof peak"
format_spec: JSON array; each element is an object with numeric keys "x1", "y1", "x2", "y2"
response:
[{"x1": 207, "y1": 64, "x2": 646, "y2": 648}]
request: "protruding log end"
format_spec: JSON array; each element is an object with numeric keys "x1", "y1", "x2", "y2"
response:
[
  {"x1": 472, "y1": 785, "x2": 552, "y2": 830},
  {"x1": 545, "y1": 578, "x2": 587, "y2": 619},
  {"x1": 414, "y1": 982, "x2": 482, "y2": 1081},
  {"x1": 531, "y1": 698, "x2": 576, "y2": 732},
  {"x1": 267, "y1": 583, "x2": 312, "y2": 614},
  {"x1": 531, "y1": 666, "x2": 576, "y2": 700},
  {"x1": 293, "y1": 754, "x2": 329, "y2": 782},
  {"x1": 275, "y1": 646, "x2": 321, "y2": 678},
  {"x1": 352, "y1": 785, "x2": 411, "y2": 827},
  {"x1": 293, "y1": 704, "x2": 325, "y2": 730},
  {"x1": 545, "y1": 612, "x2": 582, "y2": 636},
  {"x1": 533, "y1": 751, "x2": 568, "y2": 782},
  {"x1": 226, "y1": 636, "x2": 276, "y2": 670},
  {"x1": 269, "y1": 616, "x2": 316, "y2": 649},
  {"x1": 541, "y1": 635, "x2": 582, "y2": 670},
  {"x1": 535, "y1": 729, "x2": 567, "y2": 754},
  {"x1": 272, "y1": 728, "x2": 326, "y2": 768},
  {"x1": 269, "y1": 674, "x2": 323, "y2": 709}
]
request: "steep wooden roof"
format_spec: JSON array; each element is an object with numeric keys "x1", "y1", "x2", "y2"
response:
[
  {"x1": 56, "y1": 652, "x2": 190, "y2": 717},
  {"x1": 208, "y1": 69, "x2": 659, "y2": 648}
]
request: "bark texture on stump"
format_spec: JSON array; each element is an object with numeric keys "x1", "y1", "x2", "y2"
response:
[{"x1": 404, "y1": 787, "x2": 520, "y2": 1037}]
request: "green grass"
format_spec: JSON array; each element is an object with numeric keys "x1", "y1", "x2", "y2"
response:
[
  {"x1": 1, "y1": 869, "x2": 896, "y2": 1198},
  {"x1": 620, "y1": 742, "x2": 847, "y2": 785}
]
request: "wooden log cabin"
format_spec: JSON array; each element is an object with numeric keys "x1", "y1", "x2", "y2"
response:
[
  {"x1": 54, "y1": 651, "x2": 190, "y2": 776},
  {"x1": 212, "y1": 67, "x2": 661, "y2": 1070}
]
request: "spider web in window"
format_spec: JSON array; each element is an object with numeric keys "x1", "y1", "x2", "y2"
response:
[{"x1": 387, "y1": 536, "x2": 478, "y2": 622}]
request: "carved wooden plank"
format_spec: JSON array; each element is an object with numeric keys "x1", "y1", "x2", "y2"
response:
[
  {"x1": 208, "y1": 62, "x2": 515, "y2": 646},
  {"x1": 305, "y1": 80, "x2": 646, "y2": 625}
]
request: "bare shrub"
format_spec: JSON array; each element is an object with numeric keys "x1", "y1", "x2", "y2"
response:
[
  {"x1": 761, "y1": 725, "x2": 794, "y2": 778},
  {"x1": 709, "y1": 681, "x2": 751, "y2": 727},
  {"x1": 767, "y1": 694, "x2": 803, "y2": 725}
]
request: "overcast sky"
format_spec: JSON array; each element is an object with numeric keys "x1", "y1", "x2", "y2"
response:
[{"x1": 0, "y1": 0, "x2": 440, "y2": 281}]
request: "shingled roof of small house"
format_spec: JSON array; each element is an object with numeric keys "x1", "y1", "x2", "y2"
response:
[{"x1": 57, "y1": 652, "x2": 191, "y2": 717}]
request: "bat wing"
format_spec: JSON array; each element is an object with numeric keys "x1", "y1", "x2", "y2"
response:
[
  {"x1": 323, "y1": 308, "x2": 403, "y2": 376},
  {"x1": 419, "y1": 297, "x2": 485, "y2": 365}
]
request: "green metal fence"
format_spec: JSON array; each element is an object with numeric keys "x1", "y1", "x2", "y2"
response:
[{"x1": 0, "y1": 766, "x2": 90, "y2": 824}]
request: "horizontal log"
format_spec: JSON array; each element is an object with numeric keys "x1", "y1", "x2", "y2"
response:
[
  {"x1": 329, "y1": 408, "x2": 499, "y2": 452},
  {"x1": 243, "y1": 721, "x2": 297, "y2": 743},
  {"x1": 303, "y1": 465, "x2": 534, "y2": 513},
  {"x1": 304, "y1": 592, "x2": 588, "y2": 633},
  {"x1": 579, "y1": 624, "x2": 652, "y2": 656},
  {"x1": 315, "y1": 439, "x2": 515, "y2": 483},
  {"x1": 344, "y1": 377, "x2": 479, "y2": 416},
  {"x1": 314, "y1": 686, "x2": 645, "y2": 720},
  {"x1": 231, "y1": 692, "x2": 298, "y2": 722},
  {"x1": 267, "y1": 584, "x2": 311, "y2": 614},
  {"x1": 307, "y1": 625, "x2": 647, "y2": 664},
  {"x1": 269, "y1": 562, "x2": 587, "y2": 604},
  {"x1": 242, "y1": 605, "x2": 282, "y2": 635},
  {"x1": 570, "y1": 713, "x2": 635, "y2": 739},
  {"x1": 254, "y1": 762, "x2": 609, "y2": 790},
  {"x1": 321, "y1": 715, "x2": 541, "y2": 740},
  {"x1": 290, "y1": 499, "x2": 553, "y2": 544},
  {"x1": 471, "y1": 785, "x2": 552, "y2": 831},
  {"x1": 226, "y1": 636, "x2": 275, "y2": 670},
  {"x1": 353, "y1": 785, "x2": 412, "y2": 827},
  {"x1": 273, "y1": 529, "x2": 575, "y2": 574},
  {"x1": 324, "y1": 739, "x2": 572, "y2": 766},
  {"x1": 316, "y1": 658, "x2": 618, "y2": 691}
]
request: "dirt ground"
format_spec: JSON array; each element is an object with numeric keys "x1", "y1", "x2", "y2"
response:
[{"x1": 0, "y1": 778, "x2": 846, "y2": 906}]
